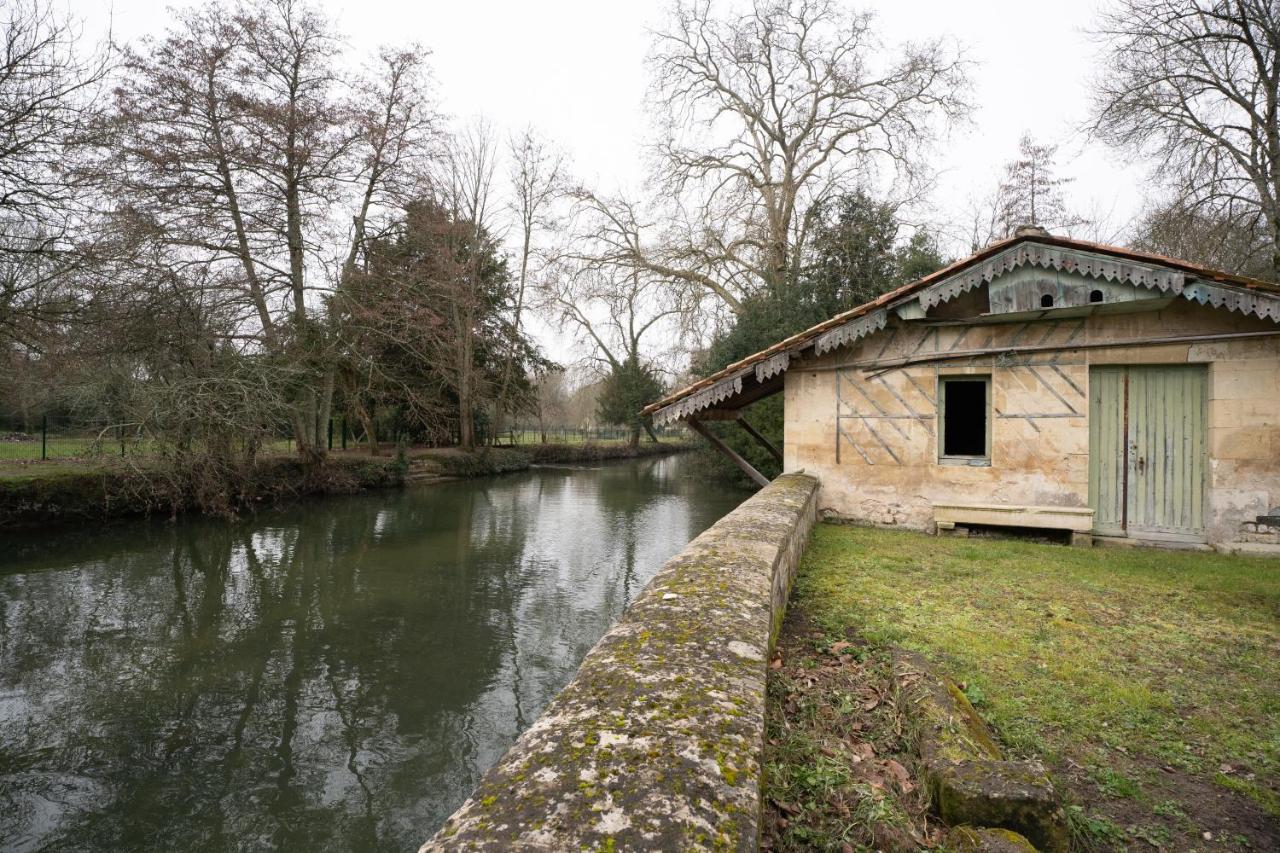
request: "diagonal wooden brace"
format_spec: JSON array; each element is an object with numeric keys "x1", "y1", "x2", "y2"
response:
[
  {"x1": 687, "y1": 417, "x2": 770, "y2": 488},
  {"x1": 736, "y1": 415, "x2": 783, "y2": 466}
]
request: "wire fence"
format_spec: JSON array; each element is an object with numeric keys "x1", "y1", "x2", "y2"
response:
[
  {"x1": 0, "y1": 418, "x2": 133, "y2": 462},
  {"x1": 0, "y1": 417, "x2": 684, "y2": 463}
]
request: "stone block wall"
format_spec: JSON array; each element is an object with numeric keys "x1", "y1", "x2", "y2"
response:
[{"x1": 420, "y1": 473, "x2": 820, "y2": 852}]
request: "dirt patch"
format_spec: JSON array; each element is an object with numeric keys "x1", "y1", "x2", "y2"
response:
[
  {"x1": 1056, "y1": 750, "x2": 1280, "y2": 851},
  {"x1": 763, "y1": 607, "x2": 944, "y2": 851}
]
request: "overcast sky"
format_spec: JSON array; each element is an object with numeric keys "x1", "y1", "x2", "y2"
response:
[{"x1": 78, "y1": 0, "x2": 1150, "y2": 361}]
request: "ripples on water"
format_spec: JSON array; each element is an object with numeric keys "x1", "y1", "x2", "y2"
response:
[{"x1": 0, "y1": 454, "x2": 743, "y2": 852}]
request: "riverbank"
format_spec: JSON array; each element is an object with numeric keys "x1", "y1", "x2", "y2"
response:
[{"x1": 0, "y1": 440, "x2": 695, "y2": 529}]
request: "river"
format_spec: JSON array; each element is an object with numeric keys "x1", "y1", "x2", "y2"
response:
[{"x1": 0, "y1": 453, "x2": 743, "y2": 852}]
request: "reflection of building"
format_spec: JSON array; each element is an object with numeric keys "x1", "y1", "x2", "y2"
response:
[{"x1": 646, "y1": 229, "x2": 1280, "y2": 548}]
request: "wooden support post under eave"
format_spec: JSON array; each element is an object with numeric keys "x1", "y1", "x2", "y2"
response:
[
  {"x1": 736, "y1": 415, "x2": 783, "y2": 466},
  {"x1": 687, "y1": 417, "x2": 770, "y2": 489}
]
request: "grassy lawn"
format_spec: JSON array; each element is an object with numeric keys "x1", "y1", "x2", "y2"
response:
[{"x1": 779, "y1": 524, "x2": 1279, "y2": 850}]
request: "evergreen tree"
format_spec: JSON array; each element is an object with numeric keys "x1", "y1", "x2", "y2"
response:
[
  {"x1": 995, "y1": 133, "x2": 1086, "y2": 236},
  {"x1": 596, "y1": 356, "x2": 665, "y2": 448}
]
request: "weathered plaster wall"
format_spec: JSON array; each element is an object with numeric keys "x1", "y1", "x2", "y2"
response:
[
  {"x1": 784, "y1": 300, "x2": 1280, "y2": 544},
  {"x1": 421, "y1": 473, "x2": 820, "y2": 852}
]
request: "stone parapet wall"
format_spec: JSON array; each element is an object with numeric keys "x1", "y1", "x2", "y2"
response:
[{"x1": 421, "y1": 473, "x2": 821, "y2": 852}]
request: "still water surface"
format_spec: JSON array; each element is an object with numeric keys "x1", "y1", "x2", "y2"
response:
[{"x1": 0, "y1": 454, "x2": 742, "y2": 852}]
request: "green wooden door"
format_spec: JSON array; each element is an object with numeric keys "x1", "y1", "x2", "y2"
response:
[
  {"x1": 1088, "y1": 367, "x2": 1128, "y2": 536},
  {"x1": 1088, "y1": 365, "x2": 1207, "y2": 541}
]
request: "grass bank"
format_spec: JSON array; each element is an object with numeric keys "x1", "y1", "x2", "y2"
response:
[
  {"x1": 766, "y1": 524, "x2": 1280, "y2": 851},
  {"x1": 0, "y1": 454, "x2": 405, "y2": 529},
  {"x1": 0, "y1": 440, "x2": 695, "y2": 529}
]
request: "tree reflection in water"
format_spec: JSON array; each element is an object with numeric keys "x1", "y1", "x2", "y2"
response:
[{"x1": 0, "y1": 454, "x2": 742, "y2": 852}]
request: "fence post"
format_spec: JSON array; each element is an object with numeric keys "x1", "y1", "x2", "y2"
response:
[
  {"x1": 41, "y1": 415, "x2": 47, "y2": 461},
  {"x1": 328, "y1": 417, "x2": 334, "y2": 451},
  {"x1": 119, "y1": 424, "x2": 125, "y2": 457},
  {"x1": 341, "y1": 418, "x2": 347, "y2": 450}
]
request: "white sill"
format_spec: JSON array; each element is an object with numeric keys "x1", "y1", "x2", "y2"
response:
[{"x1": 938, "y1": 455, "x2": 991, "y2": 467}]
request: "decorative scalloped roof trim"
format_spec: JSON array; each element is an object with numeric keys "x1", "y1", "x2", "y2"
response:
[
  {"x1": 652, "y1": 371, "x2": 746, "y2": 426},
  {"x1": 814, "y1": 310, "x2": 888, "y2": 356},
  {"x1": 1183, "y1": 281, "x2": 1280, "y2": 322},
  {"x1": 917, "y1": 243, "x2": 1187, "y2": 311},
  {"x1": 755, "y1": 352, "x2": 791, "y2": 383}
]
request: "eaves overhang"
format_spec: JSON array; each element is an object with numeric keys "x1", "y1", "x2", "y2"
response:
[{"x1": 644, "y1": 235, "x2": 1280, "y2": 427}]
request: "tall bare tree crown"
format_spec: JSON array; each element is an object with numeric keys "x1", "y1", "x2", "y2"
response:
[
  {"x1": 628, "y1": 0, "x2": 970, "y2": 312},
  {"x1": 1091, "y1": 0, "x2": 1280, "y2": 278}
]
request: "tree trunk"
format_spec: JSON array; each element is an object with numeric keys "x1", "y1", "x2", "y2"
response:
[
  {"x1": 1272, "y1": 213, "x2": 1280, "y2": 282},
  {"x1": 316, "y1": 366, "x2": 335, "y2": 449},
  {"x1": 353, "y1": 399, "x2": 380, "y2": 457},
  {"x1": 457, "y1": 297, "x2": 478, "y2": 450},
  {"x1": 458, "y1": 351, "x2": 475, "y2": 451},
  {"x1": 290, "y1": 408, "x2": 323, "y2": 465}
]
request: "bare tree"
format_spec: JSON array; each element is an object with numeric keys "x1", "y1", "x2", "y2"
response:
[
  {"x1": 1092, "y1": 0, "x2": 1280, "y2": 278},
  {"x1": 957, "y1": 133, "x2": 1090, "y2": 251},
  {"x1": 1133, "y1": 193, "x2": 1273, "y2": 276},
  {"x1": 320, "y1": 45, "x2": 437, "y2": 437},
  {"x1": 108, "y1": 0, "x2": 435, "y2": 460},
  {"x1": 0, "y1": 0, "x2": 110, "y2": 346},
  {"x1": 532, "y1": 366, "x2": 568, "y2": 443},
  {"x1": 538, "y1": 259, "x2": 683, "y2": 444},
  {"x1": 994, "y1": 133, "x2": 1087, "y2": 237},
  {"x1": 494, "y1": 127, "x2": 564, "y2": 436},
  {"x1": 959, "y1": 181, "x2": 1005, "y2": 253},
  {"x1": 434, "y1": 117, "x2": 500, "y2": 449},
  {"x1": 339, "y1": 47, "x2": 437, "y2": 284},
  {"x1": 575, "y1": 0, "x2": 968, "y2": 316}
]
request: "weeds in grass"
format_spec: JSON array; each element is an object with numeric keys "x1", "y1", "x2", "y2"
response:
[
  {"x1": 763, "y1": 613, "x2": 939, "y2": 851},
  {"x1": 1089, "y1": 767, "x2": 1140, "y2": 799},
  {"x1": 1066, "y1": 805, "x2": 1128, "y2": 851}
]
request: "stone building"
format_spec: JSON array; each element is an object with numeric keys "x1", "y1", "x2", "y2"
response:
[{"x1": 644, "y1": 229, "x2": 1280, "y2": 549}]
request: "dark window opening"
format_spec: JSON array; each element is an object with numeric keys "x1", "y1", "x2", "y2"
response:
[
  {"x1": 941, "y1": 379, "x2": 988, "y2": 458},
  {"x1": 1089, "y1": 289, "x2": 1104, "y2": 303},
  {"x1": 1040, "y1": 293, "x2": 1055, "y2": 308}
]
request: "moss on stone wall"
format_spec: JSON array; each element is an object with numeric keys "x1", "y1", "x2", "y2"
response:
[{"x1": 421, "y1": 473, "x2": 820, "y2": 852}]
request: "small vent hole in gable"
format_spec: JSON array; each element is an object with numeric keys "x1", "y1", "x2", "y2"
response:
[
  {"x1": 1089, "y1": 289, "x2": 1104, "y2": 303},
  {"x1": 1040, "y1": 293, "x2": 1055, "y2": 308}
]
